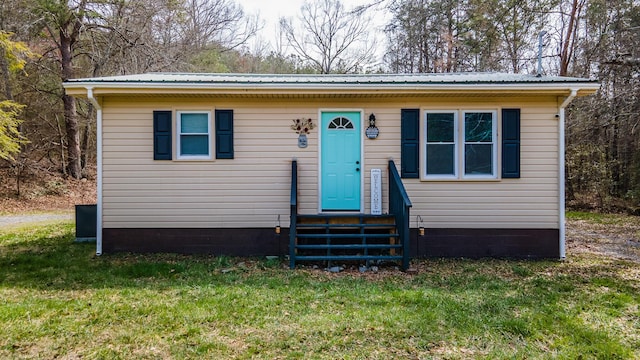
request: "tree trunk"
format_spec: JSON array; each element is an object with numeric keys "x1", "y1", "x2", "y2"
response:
[
  {"x1": 63, "y1": 93, "x2": 81, "y2": 178},
  {"x1": 80, "y1": 108, "x2": 91, "y2": 169},
  {"x1": 560, "y1": 0, "x2": 580, "y2": 76},
  {"x1": 611, "y1": 117, "x2": 620, "y2": 196},
  {"x1": 56, "y1": 115, "x2": 67, "y2": 176},
  {"x1": 60, "y1": 27, "x2": 82, "y2": 179}
]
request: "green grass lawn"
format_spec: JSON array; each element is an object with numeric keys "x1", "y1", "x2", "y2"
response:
[{"x1": 1, "y1": 220, "x2": 639, "y2": 359}]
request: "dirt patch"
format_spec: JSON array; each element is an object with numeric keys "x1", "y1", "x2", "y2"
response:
[
  {"x1": 566, "y1": 217, "x2": 640, "y2": 263},
  {"x1": 0, "y1": 166, "x2": 96, "y2": 214}
]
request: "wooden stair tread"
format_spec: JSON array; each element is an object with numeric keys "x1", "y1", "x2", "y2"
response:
[
  {"x1": 296, "y1": 223, "x2": 396, "y2": 228},
  {"x1": 295, "y1": 255, "x2": 403, "y2": 261},
  {"x1": 297, "y1": 214, "x2": 395, "y2": 225},
  {"x1": 296, "y1": 233, "x2": 399, "y2": 239},
  {"x1": 296, "y1": 244, "x2": 402, "y2": 249}
]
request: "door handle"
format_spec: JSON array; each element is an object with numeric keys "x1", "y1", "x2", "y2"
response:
[
  {"x1": 356, "y1": 168, "x2": 360, "y2": 172},
  {"x1": 356, "y1": 161, "x2": 360, "y2": 164}
]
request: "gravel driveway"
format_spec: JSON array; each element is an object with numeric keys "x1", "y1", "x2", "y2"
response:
[{"x1": 0, "y1": 213, "x2": 74, "y2": 227}]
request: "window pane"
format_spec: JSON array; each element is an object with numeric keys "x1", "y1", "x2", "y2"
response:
[
  {"x1": 181, "y1": 113, "x2": 208, "y2": 133},
  {"x1": 427, "y1": 113, "x2": 455, "y2": 142},
  {"x1": 465, "y1": 144, "x2": 493, "y2": 175},
  {"x1": 329, "y1": 117, "x2": 354, "y2": 129},
  {"x1": 426, "y1": 144, "x2": 455, "y2": 175},
  {"x1": 181, "y1": 135, "x2": 209, "y2": 155},
  {"x1": 465, "y1": 112, "x2": 493, "y2": 142}
]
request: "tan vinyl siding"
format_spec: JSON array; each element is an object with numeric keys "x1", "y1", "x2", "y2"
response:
[
  {"x1": 402, "y1": 99, "x2": 560, "y2": 229},
  {"x1": 101, "y1": 96, "x2": 560, "y2": 229}
]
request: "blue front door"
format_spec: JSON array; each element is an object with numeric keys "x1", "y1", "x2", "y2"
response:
[{"x1": 321, "y1": 111, "x2": 361, "y2": 211}]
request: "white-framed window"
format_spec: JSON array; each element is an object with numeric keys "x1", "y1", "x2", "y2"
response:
[
  {"x1": 422, "y1": 110, "x2": 497, "y2": 180},
  {"x1": 424, "y1": 111, "x2": 458, "y2": 178},
  {"x1": 463, "y1": 111, "x2": 497, "y2": 178},
  {"x1": 177, "y1": 111, "x2": 212, "y2": 159}
]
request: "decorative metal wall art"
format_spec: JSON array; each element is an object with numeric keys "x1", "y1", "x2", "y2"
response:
[
  {"x1": 291, "y1": 118, "x2": 315, "y2": 148},
  {"x1": 366, "y1": 113, "x2": 379, "y2": 139},
  {"x1": 298, "y1": 134, "x2": 308, "y2": 148}
]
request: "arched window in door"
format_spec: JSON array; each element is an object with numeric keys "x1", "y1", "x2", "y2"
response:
[{"x1": 328, "y1": 117, "x2": 354, "y2": 129}]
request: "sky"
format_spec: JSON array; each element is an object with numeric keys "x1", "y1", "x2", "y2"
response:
[
  {"x1": 237, "y1": 0, "x2": 381, "y2": 30},
  {"x1": 236, "y1": 0, "x2": 389, "y2": 63}
]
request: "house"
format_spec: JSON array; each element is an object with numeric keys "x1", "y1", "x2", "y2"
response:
[{"x1": 63, "y1": 73, "x2": 599, "y2": 269}]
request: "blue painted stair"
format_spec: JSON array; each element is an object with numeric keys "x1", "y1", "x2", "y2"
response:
[
  {"x1": 290, "y1": 214, "x2": 403, "y2": 267},
  {"x1": 288, "y1": 159, "x2": 411, "y2": 270}
]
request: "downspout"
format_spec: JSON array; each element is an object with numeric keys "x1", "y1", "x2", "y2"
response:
[
  {"x1": 86, "y1": 87, "x2": 103, "y2": 256},
  {"x1": 558, "y1": 88, "x2": 578, "y2": 259}
]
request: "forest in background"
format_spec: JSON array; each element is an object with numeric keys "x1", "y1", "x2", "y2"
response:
[{"x1": 0, "y1": 0, "x2": 639, "y2": 213}]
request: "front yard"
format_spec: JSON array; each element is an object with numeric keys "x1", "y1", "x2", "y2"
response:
[{"x1": 0, "y1": 213, "x2": 639, "y2": 359}]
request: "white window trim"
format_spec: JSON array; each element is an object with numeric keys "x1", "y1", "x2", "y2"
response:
[
  {"x1": 176, "y1": 110, "x2": 213, "y2": 160},
  {"x1": 420, "y1": 109, "x2": 498, "y2": 181},
  {"x1": 422, "y1": 110, "x2": 459, "y2": 180},
  {"x1": 462, "y1": 110, "x2": 498, "y2": 180}
]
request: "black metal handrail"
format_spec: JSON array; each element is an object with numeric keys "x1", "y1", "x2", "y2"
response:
[
  {"x1": 289, "y1": 159, "x2": 298, "y2": 269},
  {"x1": 388, "y1": 160, "x2": 412, "y2": 270}
]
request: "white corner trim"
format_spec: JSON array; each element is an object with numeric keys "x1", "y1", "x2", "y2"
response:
[
  {"x1": 86, "y1": 87, "x2": 103, "y2": 256},
  {"x1": 558, "y1": 88, "x2": 578, "y2": 259}
]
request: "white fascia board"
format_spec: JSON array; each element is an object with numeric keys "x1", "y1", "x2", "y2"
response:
[{"x1": 63, "y1": 81, "x2": 600, "y2": 94}]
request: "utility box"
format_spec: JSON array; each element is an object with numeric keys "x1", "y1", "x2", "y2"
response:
[{"x1": 75, "y1": 204, "x2": 97, "y2": 242}]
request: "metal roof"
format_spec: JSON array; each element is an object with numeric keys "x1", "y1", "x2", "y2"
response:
[
  {"x1": 66, "y1": 72, "x2": 596, "y2": 85},
  {"x1": 63, "y1": 72, "x2": 600, "y2": 99}
]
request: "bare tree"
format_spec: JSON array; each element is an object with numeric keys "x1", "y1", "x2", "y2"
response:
[
  {"x1": 34, "y1": 0, "x2": 91, "y2": 179},
  {"x1": 181, "y1": 0, "x2": 258, "y2": 51},
  {"x1": 385, "y1": 0, "x2": 553, "y2": 74},
  {"x1": 493, "y1": 0, "x2": 552, "y2": 73},
  {"x1": 26, "y1": 0, "x2": 258, "y2": 179},
  {"x1": 279, "y1": 0, "x2": 376, "y2": 74},
  {"x1": 385, "y1": 0, "x2": 480, "y2": 73},
  {"x1": 558, "y1": 0, "x2": 586, "y2": 76}
]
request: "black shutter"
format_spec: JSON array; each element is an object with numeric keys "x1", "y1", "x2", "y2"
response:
[
  {"x1": 153, "y1": 111, "x2": 172, "y2": 160},
  {"x1": 502, "y1": 108, "x2": 521, "y2": 178},
  {"x1": 401, "y1": 109, "x2": 420, "y2": 178},
  {"x1": 215, "y1": 109, "x2": 234, "y2": 159}
]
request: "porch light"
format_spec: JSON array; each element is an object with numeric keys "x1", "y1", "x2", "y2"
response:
[
  {"x1": 275, "y1": 214, "x2": 281, "y2": 234},
  {"x1": 417, "y1": 215, "x2": 425, "y2": 237}
]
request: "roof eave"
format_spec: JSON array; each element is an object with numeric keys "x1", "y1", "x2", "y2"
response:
[{"x1": 63, "y1": 81, "x2": 600, "y2": 97}]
